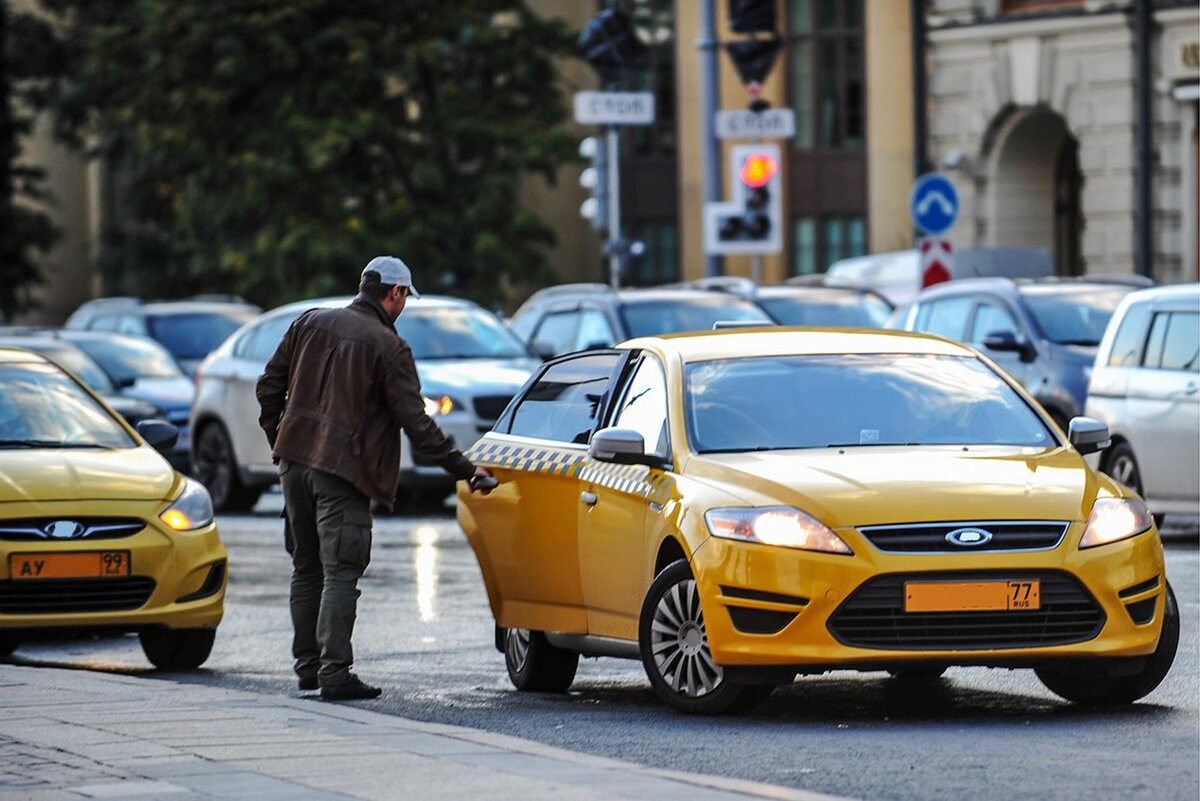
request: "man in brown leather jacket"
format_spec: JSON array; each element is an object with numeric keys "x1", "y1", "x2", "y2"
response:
[{"x1": 256, "y1": 256, "x2": 492, "y2": 700}]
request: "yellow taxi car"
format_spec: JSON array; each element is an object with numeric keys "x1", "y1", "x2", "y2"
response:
[
  {"x1": 0, "y1": 347, "x2": 226, "y2": 669},
  {"x1": 456, "y1": 328, "x2": 1177, "y2": 714}
]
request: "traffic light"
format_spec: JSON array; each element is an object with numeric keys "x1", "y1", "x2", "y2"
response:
[
  {"x1": 578, "y1": 136, "x2": 609, "y2": 231},
  {"x1": 712, "y1": 144, "x2": 782, "y2": 253},
  {"x1": 578, "y1": 8, "x2": 647, "y2": 84}
]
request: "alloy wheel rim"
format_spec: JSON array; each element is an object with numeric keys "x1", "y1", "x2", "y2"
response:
[
  {"x1": 506, "y1": 628, "x2": 530, "y2": 674},
  {"x1": 650, "y1": 578, "x2": 723, "y2": 698},
  {"x1": 1111, "y1": 454, "x2": 1141, "y2": 494}
]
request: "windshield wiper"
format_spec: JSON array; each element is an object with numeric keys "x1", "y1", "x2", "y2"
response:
[{"x1": 0, "y1": 439, "x2": 105, "y2": 449}]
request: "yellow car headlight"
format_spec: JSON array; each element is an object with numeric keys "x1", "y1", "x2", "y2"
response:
[
  {"x1": 160, "y1": 478, "x2": 216, "y2": 532},
  {"x1": 704, "y1": 507, "x2": 852, "y2": 555},
  {"x1": 1079, "y1": 497, "x2": 1153, "y2": 549},
  {"x1": 423, "y1": 395, "x2": 460, "y2": 416}
]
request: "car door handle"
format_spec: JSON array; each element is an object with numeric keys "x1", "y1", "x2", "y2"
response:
[{"x1": 580, "y1": 491, "x2": 597, "y2": 506}]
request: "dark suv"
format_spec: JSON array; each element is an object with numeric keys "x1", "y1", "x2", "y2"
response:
[
  {"x1": 893, "y1": 276, "x2": 1151, "y2": 428},
  {"x1": 508, "y1": 284, "x2": 772, "y2": 359}
]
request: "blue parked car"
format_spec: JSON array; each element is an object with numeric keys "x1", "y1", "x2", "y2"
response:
[{"x1": 893, "y1": 276, "x2": 1151, "y2": 429}]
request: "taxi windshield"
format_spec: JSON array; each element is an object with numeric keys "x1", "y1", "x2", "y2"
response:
[
  {"x1": 684, "y1": 353, "x2": 1054, "y2": 454},
  {"x1": 0, "y1": 363, "x2": 135, "y2": 449}
]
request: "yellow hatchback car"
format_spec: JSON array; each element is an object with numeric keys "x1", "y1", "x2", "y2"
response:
[
  {"x1": 457, "y1": 328, "x2": 1177, "y2": 714},
  {"x1": 0, "y1": 347, "x2": 226, "y2": 669}
]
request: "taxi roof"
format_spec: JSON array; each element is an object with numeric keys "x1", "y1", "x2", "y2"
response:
[{"x1": 622, "y1": 326, "x2": 975, "y2": 362}]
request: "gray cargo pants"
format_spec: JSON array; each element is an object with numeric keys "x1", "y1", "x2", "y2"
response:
[{"x1": 279, "y1": 459, "x2": 373, "y2": 687}]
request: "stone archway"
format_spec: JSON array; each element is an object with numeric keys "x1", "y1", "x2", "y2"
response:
[{"x1": 986, "y1": 107, "x2": 1083, "y2": 275}]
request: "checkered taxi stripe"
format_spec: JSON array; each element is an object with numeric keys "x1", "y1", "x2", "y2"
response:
[{"x1": 467, "y1": 439, "x2": 676, "y2": 506}]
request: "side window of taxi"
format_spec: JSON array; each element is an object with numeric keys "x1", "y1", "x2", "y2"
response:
[
  {"x1": 612, "y1": 356, "x2": 670, "y2": 458},
  {"x1": 507, "y1": 352, "x2": 620, "y2": 444}
]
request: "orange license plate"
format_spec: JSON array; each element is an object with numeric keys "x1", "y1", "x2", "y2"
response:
[
  {"x1": 905, "y1": 580, "x2": 1040, "y2": 612},
  {"x1": 8, "y1": 551, "x2": 131, "y2": 580}
]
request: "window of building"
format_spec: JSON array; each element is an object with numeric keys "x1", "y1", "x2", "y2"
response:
[
  {"x1": 789, "y1": 214, "x2": 866, "y2": 276},
  {"x1": 622, "y1": 0, "x2": 675, "y2": 158},
  {"x1": 787, "y1": 0, "x2": 864, "y2": 151},
  {"x1": 628, "y1": 221, "x2": 678, "y2": 285}
]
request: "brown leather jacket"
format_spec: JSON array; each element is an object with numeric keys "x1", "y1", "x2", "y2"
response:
[{"x1": 256, "y1": 294, "x2": 475, "y2": 507}]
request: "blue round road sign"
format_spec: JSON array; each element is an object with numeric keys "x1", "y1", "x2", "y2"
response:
[{"x1": 910, "y1": 173, "x2": 959, "y2": 235}]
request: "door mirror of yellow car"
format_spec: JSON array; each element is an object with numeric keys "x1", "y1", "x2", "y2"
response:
[
  {"x1": 136, "y1": 419, "x2": 180, "y2": 456},
  {"x1": 590, "y1": 427, "x2": 668, "y2": 469},
  {"x1": 1068, "y1": 416, "x2": 1110, "y2": 455}
]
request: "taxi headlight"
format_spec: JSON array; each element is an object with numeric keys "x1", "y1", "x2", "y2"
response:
[
  {"x1": 160, "y1": 478, "x2": 215, "y2": 531},
  {"x1": 423, "y1": 395, "x2": 461, "y2": 416},
  {"x1": 704, "y1": 507, "x2": 852, "y2": 554},
  {"x1": 1079, "y1": 497, "x2": 1152, "y2": 549}
]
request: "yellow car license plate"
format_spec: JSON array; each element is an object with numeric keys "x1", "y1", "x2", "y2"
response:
[
  {"x1": 905, "y1": 579, "x2": 1040, "y2": 612},
  {"x1": 8, "y1": 551, "x2": 131, "y2": 580}
]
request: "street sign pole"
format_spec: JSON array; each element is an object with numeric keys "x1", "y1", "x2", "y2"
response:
[{"x1": 606, "y1": 125, "x2": 621, "y2": 289}]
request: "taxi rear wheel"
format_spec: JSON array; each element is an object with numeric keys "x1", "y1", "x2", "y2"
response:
[
  {"x1": 639, "y1": 560, "x2": 775, "y2": 715},
  {"x1": 139, "y1": 628, "x2": 216, "y2": 670},
  {"x1": 1035, "y1": 583, "x2": 1179, "y2": 705},
  {"x1": 503, "y1": 628, "x2": 578, "y2": 692}
]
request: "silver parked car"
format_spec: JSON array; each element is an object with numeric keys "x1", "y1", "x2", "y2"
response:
[
  {"x1": 190, "y1": 295, "x2": 539, "y2": 511},
  {"x1": 1085, "y1": 283, "x2": 1200, "y2": 526}
]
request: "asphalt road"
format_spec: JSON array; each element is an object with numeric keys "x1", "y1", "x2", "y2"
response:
[{"x1": 8, "y1": 493, "x2": 1199, "y2": 801}]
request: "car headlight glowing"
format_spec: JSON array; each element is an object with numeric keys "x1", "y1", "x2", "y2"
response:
[
  {"x1": 1079, "y1": 497, "x2": 1152, "y2": 548},
  {"x1": 704, "y1": 507, "x2": 852, "y2": 554},
  {"x1": 423, "y1": 395, "x2": 460, "y2": 416},
  {"x1": 160, "y1": 478, "x2": 215, "y2": 531}
]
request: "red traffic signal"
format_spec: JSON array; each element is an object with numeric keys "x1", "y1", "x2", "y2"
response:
[{"x1": 739, "y1": 153, "x2": 778, "y2": 189}]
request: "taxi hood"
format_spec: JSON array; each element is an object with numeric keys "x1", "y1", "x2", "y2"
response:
[
  {"x1": 685, "y1": 446, "x2": 1103, "y2": 527},
  {"x1": 0, "y1": 447, "x2": 178, "y2": 503}
]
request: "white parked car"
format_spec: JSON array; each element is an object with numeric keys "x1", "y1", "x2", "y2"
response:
[
  {"x1": 190, "y1": 295, "x2": 539, "y2": 511},
  {"x1": 1085, "y1": 283, "x2": 1200, "y2": 525}
]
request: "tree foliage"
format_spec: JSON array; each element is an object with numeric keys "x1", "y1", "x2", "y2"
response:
[
  {"x1": 41, "y1": 0, "x2": 576, "y2": 307},
  {"x1": 0, "y1": 2, "x2": 60, "y2": 320}
]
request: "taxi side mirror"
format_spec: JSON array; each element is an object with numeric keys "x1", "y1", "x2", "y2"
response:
[
  {"x1": 1068, "y1": 416, "x2": 1110, "y2": 455},
  {"x1": 590, "y1": 427, "x2": 667, "y2": 469}
]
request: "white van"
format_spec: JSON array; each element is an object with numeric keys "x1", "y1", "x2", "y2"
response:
[{"x1": 1085, "y1": 283, "x2": 1200, "y2": 525}]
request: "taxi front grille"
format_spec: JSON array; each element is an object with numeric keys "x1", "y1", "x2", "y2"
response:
[
  {"x1": 858, "y1": 521, "x2": 1068, "y2": 552},
  {"x1": 828, "y1": 571, "x2": 1104, "y2": 651},
  {"x1": 0, "y1": 518, "x2": 146, "y2": 542},
  {"x1": 0, "y1": 577, "x2": 156, "y2": 613}
]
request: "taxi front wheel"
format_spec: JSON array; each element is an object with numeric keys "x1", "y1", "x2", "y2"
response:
[
  {"x1": 1036, "y1": 582, "x2": 1179, "y2": 705},
  {"x1": 139, "y1": 628, "x2": 216, "y2": 670},
  {"x1": 639, "y1": 560, "x2": 775, "y2": 715},
  {"x1": 503, "y1": 628, "x2": 578, "y2": 692}
]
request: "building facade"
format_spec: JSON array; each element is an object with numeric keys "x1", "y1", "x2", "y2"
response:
[{"x1": 924, "y1": 0, "x2": 1199, "y2": 281}]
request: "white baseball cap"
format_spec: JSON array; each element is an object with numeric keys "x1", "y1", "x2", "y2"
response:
[{"x1": 362, "y1": 256, "x2": 420, "y2": 298}]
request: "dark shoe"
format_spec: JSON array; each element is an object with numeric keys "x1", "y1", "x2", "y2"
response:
[
  {"x1": 320, "y1": 674, "x2": 382, "y2": 701},
  {"x1": 297, "y1": 674, "x2": 319, "y2": 691}
]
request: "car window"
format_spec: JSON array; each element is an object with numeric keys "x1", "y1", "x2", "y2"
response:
[
  {"x1": 394, "y1": 306, "x2": 529, "y2": 360},
  {"x1": 684, "y1": 354, "x2": 1053, "y2": 453},
  {"x1": 573, "y1": 309, "x2": 616, "y2": 351},
  {"x1": 236, "y1": 312, "x2": 300, "y2": 363},
  {"x1": 911, "y1": 297, "x2": 971, "y2": 340},
  {"x1": 619, "y1": 297, "x2": 768, "y2": 338},
  {"x1": 0, "y1": 362, "x2": 134, "y2": 448},
  {"x1": 70, "y1": 336, "x2": 185, "y2": 383},
  {"x1": 530, "y1": 311, "x2": 581, "y2": 358},
  {"x1": 88, "y1": 315, "x2": 120, "y2": 332},
  {"x1": 970, "y1": 302, "x2": 1020, "y2": 344},
  {"x1": 507, "y1": 306, "x2": 541, "y2": 343},
  {"x1": 507, "y1": 352, "x2": 620, "y2": 443},
  {"x1": 611, "y1": 355, "x2": 669, "y2": 458},
  {"x1": 1022, "y1": 287, "x2": 1128, "y2": 346},
  {"x1": 1106, "y1": 302, "x2": 1153, "y2": 366},
  {"x1": 1144, "y1": 311, "x2": 1200, "y2": 371},
  {"x1": 758, "y1": 294, "x2": 891, "y2": 327},
  {"x1": 115, "y1": 315, "x2": 145, "y2": 336},
  {"x1": 146, "y1": 311, "x2": 253, "y2": 360}
]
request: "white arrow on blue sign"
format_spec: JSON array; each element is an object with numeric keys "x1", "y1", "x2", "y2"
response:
[{"x1": 910, "y1": 173, "x2": 959, "y2": 236}]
